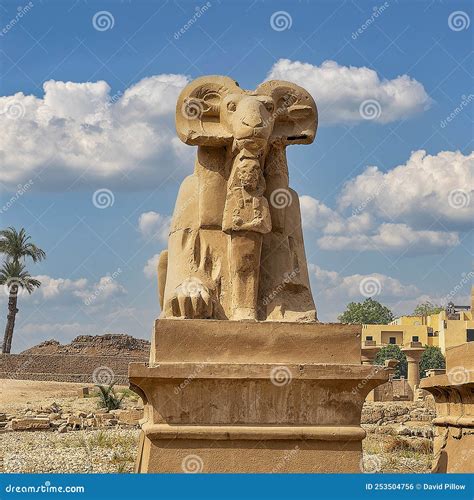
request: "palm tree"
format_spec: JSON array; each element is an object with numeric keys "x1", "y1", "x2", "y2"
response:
[
  {"x1": 0, "y1": 227, "x2": 46, "y2": 263},
  {"x1": 0, "y1": 227, "x2": 45, "y2": 353}
]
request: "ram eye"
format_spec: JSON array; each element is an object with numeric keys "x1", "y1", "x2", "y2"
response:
[
  {"x1": 227, "y1": 101, "x2": 236, "y2": 112},
  {"x1": 264, "y1": 101, "x2": 274, "y2": 113}
]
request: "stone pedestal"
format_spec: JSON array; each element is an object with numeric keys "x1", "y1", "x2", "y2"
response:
[
  {"x1": 420, "y1": 342, "x2": 474, "y2": 473},
  {"x1": 402, "y1": 342, "x2": 424, "y2": 401},
  {"x1": 129, "y1": 319, "x2": 391, "y2": 473},
  {"x1": 361, "y1": 343, "x2": 381, "y2": 402}
]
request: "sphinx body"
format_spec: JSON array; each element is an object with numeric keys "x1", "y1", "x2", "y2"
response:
[{"x1": 158, "y1": 76, "x2": 318, "y2": 322}]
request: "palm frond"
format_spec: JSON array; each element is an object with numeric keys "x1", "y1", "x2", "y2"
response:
[
  {"x1": 0, "y1": 227, "x2": 46, "y2": 263},
  {"x1": 0, "y1": 260, "x2": 42, "y2": 294}
]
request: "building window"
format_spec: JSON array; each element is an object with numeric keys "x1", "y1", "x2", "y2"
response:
[
  {"x1": 366, "y1": 336, "x2": 373, "y2": 341},
  {"x1": 412, "y1": 336, "x2": 419, "y2": 342},
  {"x1": 428, "y1": 331, "x2": 433, "y2": 337},
  {"x1": 389, "y1": 337, "x2": 396, "y2": 345},
  {"x1": 467, "y1": 329, "x2": 474, "y2": 342}
]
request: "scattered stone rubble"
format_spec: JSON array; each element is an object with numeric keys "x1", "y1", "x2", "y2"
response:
[
  {"x1": 362, "y1": 400, "x2": 435, "y2": 440},
  {"x1": 0, "y1": 404, "x2": 143, "y2": 434},
  {"x1": 362, "y1": 400, "x2": 435, "y2": 425}
]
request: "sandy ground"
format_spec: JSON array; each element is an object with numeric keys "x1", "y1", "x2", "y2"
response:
[{"x1": 0, "y1": 379, "x2": 136, "y2": 415}]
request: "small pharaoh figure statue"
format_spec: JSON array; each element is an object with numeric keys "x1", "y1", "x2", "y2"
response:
[
  {"x1": 223, "y1": 149, "x2": 272, "y2": 320},
  {"x1": 223, "y1": 150, "x2": 271, "y2": 233}
]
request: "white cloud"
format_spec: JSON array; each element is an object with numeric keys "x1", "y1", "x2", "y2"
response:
[
  {"x1": 32, "y1": 273, "x2": 126, "y2": 304},
  {"x1": 138, "y1": 211, "x2": 170, "y2": 242},
  {"x1": 338, "y1": 150, "x2": 474, "y2": 230},
  {"x1": 143, "y1": 253, "x2": 160, "y2": 279},
  {"x1": 267, "y1": 59, "x2": 432, "y2": 124},
  {"x1": 300, "y1": 192, "x2": 459, "y2": 255},
  {"x1": 299, "y1": 149, "x2": 471, "y2": 255},
  {"x1": 74, "y1": 275, "x2": 126, "y2": 305},
  {"x1": 300, "y1": 194, "x2": 373, "y2": 234},
  {"x1": 0, "y1": 74, "x2": 192, "y2": 190},
  {"x1": 299, "y1": 195, "x2": 341, "y2": 229},
  {"x1": 318, "y1": 223, "x2": 459, "y2": 254},
  {"x1": 310, "y1": 264, "x2": 420, "y2": 300},
  {"x1": 33, "y1": 275, "x2": 88, "y2": 299}
]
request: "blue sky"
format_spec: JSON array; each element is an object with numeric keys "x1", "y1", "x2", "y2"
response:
[{"x1": 0, "y1": 0, "x2": 472, "y2": 351}]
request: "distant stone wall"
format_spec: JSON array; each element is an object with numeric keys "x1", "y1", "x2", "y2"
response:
[
  {"x1": 0, "y1": 353, "x2": 148, "y2": 384},
  {"x1": 374, "y1": 378, "x2": 411, "y2": 402}
]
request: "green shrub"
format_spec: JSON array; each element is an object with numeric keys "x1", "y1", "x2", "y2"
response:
[
  {"x1": 96, "y1": 382, "x2": 125, "y2": 411},
  {"x1": 374, "y1": 344, "x2": 408, "y2": 378},
  {"x1": 419, "y1": 345, "x2": 445, "y2": 378}
]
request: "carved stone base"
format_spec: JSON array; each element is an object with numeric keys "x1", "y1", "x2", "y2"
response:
[
  {"x1": 420, "y1": 342, "x2": 474, "y2": 473},
  {"x1": 129, "y1": 319, "x2": 391, "y2": 473}
]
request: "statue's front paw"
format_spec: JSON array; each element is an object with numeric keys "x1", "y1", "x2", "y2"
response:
[{"x1": 168, "y1": 277, "x2": 213, "y2": 319}]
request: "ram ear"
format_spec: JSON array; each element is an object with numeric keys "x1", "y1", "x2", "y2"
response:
[
  {"x1": 176, "y1": 76, "x2": 242, "y2": 146},
  {"x1": 256, "y1": 80, "x2": 318, "y2": 145}
]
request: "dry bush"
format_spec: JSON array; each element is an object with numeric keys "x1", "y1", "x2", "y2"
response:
[{"x1": 384, "y1": 435, "x2": 432, "y2": 454}]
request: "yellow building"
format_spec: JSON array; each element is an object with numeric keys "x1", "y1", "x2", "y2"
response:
[{"x1": 362, "y1": 288, "x2": 474, "y2": 355}]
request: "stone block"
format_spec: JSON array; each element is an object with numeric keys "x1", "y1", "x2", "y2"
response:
[
  {"x1": 11, "y1": 417, "x2": 50, "y2": 431},
  {"x1": 150, "y1": 319, "x2": 362, "y2": 365},
  {"x1": 118, "y1": 409, "x2": 143, "y2": 425},
  {"x1": 67, "y1": 416, "x2": 83, "y2": 429}
]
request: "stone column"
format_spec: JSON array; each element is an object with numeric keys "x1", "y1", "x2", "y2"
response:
[
  {"x1": 420, "y1": 342, "x2": 474, "y2": 473},
  {"x1": 402, "y1": 342, "x2": 425, "y2": 401},
  {"x1": 361, "y1": 343, "x2": 381, "y2": 402}
]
